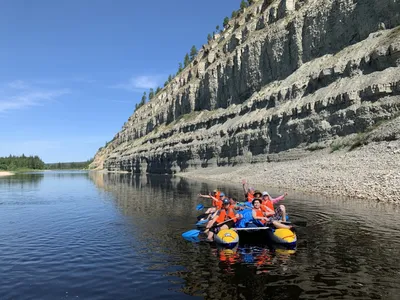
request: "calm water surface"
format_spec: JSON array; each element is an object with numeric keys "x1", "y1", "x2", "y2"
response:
[{"x1": 0, "y1": 171, "x2": 399, "y2": 299}]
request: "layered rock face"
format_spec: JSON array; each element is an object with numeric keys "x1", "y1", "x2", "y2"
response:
[{"x1": 91, "y1": 0, "x2": 400, "y2": 174}]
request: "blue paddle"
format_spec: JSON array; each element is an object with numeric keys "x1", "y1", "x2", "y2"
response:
[
  {"x1": 196, "y1": 204, "x2": 204, "y2": 210},
  {"x1": 196, "y1": 219, "x2": 208, "y2": 226},
  {"x1": 182, "y1": 218, "x2": 235, "y2": 241}
]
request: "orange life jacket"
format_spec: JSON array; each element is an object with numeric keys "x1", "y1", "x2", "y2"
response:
[
  {"x1": 247, "y1": 192, "x2": 254, "y2": 203},
  {"x1": 253, "y1": 208, "x2": 266, "y2": 224},
  {"x1": 261, "y1": 203, "x2": 274, "y2": 216},
  {"x1": 212, "y1": 197, "x2": 222, "y2": 209},
  {"x1": 262, "y1": 199, "x2": 274, "y2": 211},
  {"x1": 215, "y1": 191, "x2": 221, "y2": 200},
  {"x1": 216, "y1": 207, "x2": 236, "y2": 223}
]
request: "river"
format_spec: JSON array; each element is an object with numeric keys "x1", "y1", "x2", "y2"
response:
[{"x1": 0, "y1": 171, "x2": 399, "y2": 299}]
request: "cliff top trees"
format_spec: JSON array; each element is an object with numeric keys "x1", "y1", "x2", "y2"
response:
[
  {"x1": 223, "y1": 17, "x2": 229, "y2": 28},
  {"x1": 184, "y1": 53, "x2": 190, "y2": 67},
  {"x1": 148, "y1": 88, "x2": 154, "y2": 100},
  {"x1": 190, "y1": 45, "x2": 198, "y2": 61}
]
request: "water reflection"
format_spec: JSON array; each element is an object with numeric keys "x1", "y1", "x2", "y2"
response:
[
  {"x1": 89, "y1": 172, "x2": 400, "y2": 299},
  {"x1": 0, "y1": 172, "x2": 44, "y2": 188}
]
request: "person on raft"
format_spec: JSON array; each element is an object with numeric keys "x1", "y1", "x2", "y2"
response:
[
  {"x1": 252, "y1": 198, "x2": 292, "y2": 230},
  {"x1": 242, "y1": 179, "x2": 255, "y2": 202},
  {"x1": 204, "y1": 199, "x2": 241, "y2": 241},
  {"x1": 229, "y1": 197, "x2": 245, "y2": 211},
  {"x1": 198, "y1": 190, "x2": 224, "y2": 214},
  {"x1": 261, "y1": 191, "x2": 288, "y2": 222}
]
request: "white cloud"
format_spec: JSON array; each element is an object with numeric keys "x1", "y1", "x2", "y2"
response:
[
  {"x1": 0, "y1": 80, "x2": 70, "y2": 113},
  {"x1": 111, "y1": 75, "x2": 162, "y2": 91},
  {"x1": 8, "y1": 80, "x2": 30, "y2": 90}
]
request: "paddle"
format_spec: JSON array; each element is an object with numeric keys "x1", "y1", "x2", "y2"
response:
[
  {"x1": 196, "y1": 204, "x2": 204, "y2": 210},
  {"x1": 234, "y1": 227, "x2": 270, "y2": 231},
  {"x1": 196, "y1": 219, "x2": 208, "y2": 226},
  {"x1": 182, "y1": 218, "x2": 235, "y2": 240}
]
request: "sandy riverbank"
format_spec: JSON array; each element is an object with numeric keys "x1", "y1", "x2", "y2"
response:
[
  {"x1": 0, "y1": 171, "x2": 15, "y2": 177},
  {"x1": 178, "y1": 140, "x2": 400, "y2": 204}
]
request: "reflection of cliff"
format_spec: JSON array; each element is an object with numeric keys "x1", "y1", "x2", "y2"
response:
[
  {"x1": 91, "y1": 0, "x2": 400, "y2": 174},
  {"x1": 88, "y1": 172, "x2": 201, "y2": 219},
  {"x1": 87, "y1": 172, "x2": 400, "y2": 299}
]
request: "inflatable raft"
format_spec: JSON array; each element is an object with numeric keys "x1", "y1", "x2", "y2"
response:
[
  {"x1": 214, "y1": 229, "x2": 239, "y2": 249},
  {"x1": 235, "y1": 227, "x2": 296, "y2": 248}
]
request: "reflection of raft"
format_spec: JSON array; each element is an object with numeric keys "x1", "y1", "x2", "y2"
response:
[
  {"x1": 214, "y1": 229, "x2": 239, "y2": 249},
  {"x1": 236, "y1": 228, "x2": 297, "y2": 248}
]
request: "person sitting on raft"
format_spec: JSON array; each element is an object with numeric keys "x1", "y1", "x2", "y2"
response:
[
  {"x1": 204, "y1": 199, "x2": 241, "y2": 241},
  {"x1": 261, "y1": 191, "x2": 288, "y2": 222},
  {"x1": 198, "y1": 190, "x2": 223, "y2": 214},
  {"x1": 252, "y1": 198, "x2": 292, "y2": 230}
]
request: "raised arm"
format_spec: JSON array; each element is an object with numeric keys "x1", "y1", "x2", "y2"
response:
[
  {"x1": 270, "y1": 192, "x2": 288, "y2": 204},
  {"x1": 198, "y1": 193, "x2": 212, "y2": 199},
  {"x1": 241, "y1": 179, "x2": 248, "y2": 195}
]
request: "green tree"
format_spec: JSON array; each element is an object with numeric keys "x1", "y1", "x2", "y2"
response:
[
  {"x1": 190, "y1": 45, "x2": 198, "y2": 61},
  {"x1": 140, "y1": 92, "x2": 146, "y2": 106},
  {"x1": 148, "y1": 88, "x2": 154, "y2": 100},
  {"x1": 184, "y1": 53, "x2": 190, "y2": 67},
  {"x1": 231, "y1": 10, "x2": 238, "y2": 18},
  {"x1": 240, "y1": 0, "x2": 248, "y2": 10},
  {"x1": 207, "y1": 33, "x2": 212, "y2": 42},
  {"x1": 178, "y1": 62, "x2": 183, "y2": 73},
  {"x1": 164, "y1": 81, "x2": 168, "y2": 87},
  {"x1": 223, "y1": 17, "x2": 229, "y2": 27},
  {"x1": 168, "y1": 74, "x2": 172, "y2": 82},
  {"x1": 155, "y1": 87, "x2": 161, "y2": 94},
  {"x1": 216, "y1": 25, "x2": 220, "y2": 31},
  {"x1": 0, "y1": 154, "x2": 45, "y2": 171}
]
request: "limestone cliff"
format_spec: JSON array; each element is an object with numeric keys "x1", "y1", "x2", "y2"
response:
[{"x1": 91, "y1": 0, "x2": 400, "y2": 173}]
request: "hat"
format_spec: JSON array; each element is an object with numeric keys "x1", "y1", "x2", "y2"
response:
[
  {"x1": 262, "y1": 191, "x2": 269, "y2": 197},
  {"x1": 252, "y1": 198, "x2": 262, "y2": 206},
  {"x1": 213, "y1": 189, "x2": 218, "y2": 193},
  {"x1": 220, "y1": 192, "x2": 225, "y2": 197},
  {"x1": 253, "y1": 190, "x2": 262, "y2": 197},
  {"x1": 223, "y1": 199, "x2": 230, "y2": 205}
]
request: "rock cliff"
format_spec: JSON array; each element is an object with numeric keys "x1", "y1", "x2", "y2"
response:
[{"x1": 91, "y1": 0, "x2": 400, "y2": 174}]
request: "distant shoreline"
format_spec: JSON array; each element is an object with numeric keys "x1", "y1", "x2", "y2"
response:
[{"x1": 0, "y1": 171, "x2": 15, "y2": 177}]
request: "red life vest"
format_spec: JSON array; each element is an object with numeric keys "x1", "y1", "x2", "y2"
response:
[
  {"x1": 253, "y1": 208, "x2": 266, "y2": 224},
  {"x1": 216, "y1": 207, "x2": 236, "y2": 223}
]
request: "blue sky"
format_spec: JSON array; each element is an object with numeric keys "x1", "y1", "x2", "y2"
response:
[{"x1": 0, "y1": 0, "x2": 241, "y2": 163}]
